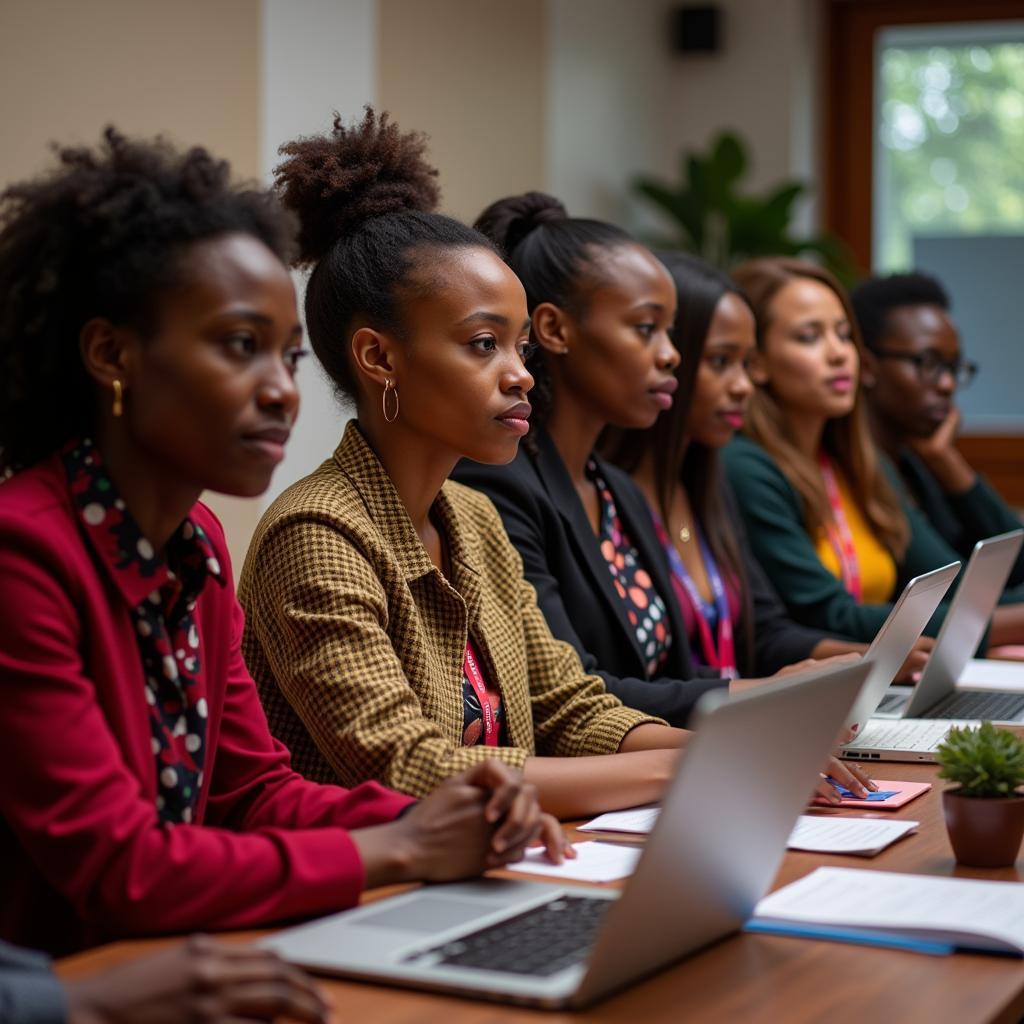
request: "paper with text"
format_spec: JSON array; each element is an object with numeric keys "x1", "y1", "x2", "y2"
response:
[
  {"x1": 754, "y1": 867, "x2": 1024, "y2": 953},
  {"x1": 787, "y1": 816, "x2": 918, "y2": 855}
]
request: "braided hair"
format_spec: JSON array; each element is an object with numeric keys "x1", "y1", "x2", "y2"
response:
[
  {"x1": 0, "y1": 128, "x2": 295, "y2": 475},
  {"x1": 274, "y1": 107, "x2": 497, "y2": 402}
]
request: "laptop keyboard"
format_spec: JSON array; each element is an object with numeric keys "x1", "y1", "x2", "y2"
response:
[
  {"x1": 926, "y1": 691, "x2": 1024, "y2": 721},
  {"x1": 844, "y1": 718, "x2": 955, "y2": 752},
  {"x1": 404, "y1": 894, "x2": 611, "y2": 977}
]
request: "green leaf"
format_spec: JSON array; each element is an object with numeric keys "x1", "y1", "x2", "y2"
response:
[
  {"x1": 629, "y1": 130, "x2": 857, "y2": 281},
  {"x1": 711, "y1": 132, "x2": 747, "y2": 185},
  {"x1": 935, "y1": 721, "x2": 1024, "y2": 798}
]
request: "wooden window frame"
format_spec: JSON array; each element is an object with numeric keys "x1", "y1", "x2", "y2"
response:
[{"x1": 823, "y1": 0, "x2": 1024, "y2": 506}]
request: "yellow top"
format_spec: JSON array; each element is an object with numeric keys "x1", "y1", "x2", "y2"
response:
[{"x1": 814, "y1": 469, "x2": 897, "y2": 604}]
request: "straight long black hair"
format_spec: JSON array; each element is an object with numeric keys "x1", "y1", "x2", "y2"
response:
[{"x1": 602, "y1": 252, "x2": 756, "y2": 673}]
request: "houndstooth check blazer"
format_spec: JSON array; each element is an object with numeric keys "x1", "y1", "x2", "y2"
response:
[{"x1": 238, "y1": 422, "x2": 661, "y2": 798}]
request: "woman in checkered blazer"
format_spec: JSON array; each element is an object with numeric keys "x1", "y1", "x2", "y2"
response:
[{"x1": 239, "y1": 110, "x2": 691, "y2": 819}]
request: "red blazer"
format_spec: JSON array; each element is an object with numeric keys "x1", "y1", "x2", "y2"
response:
[{"x1": 0, "y1": 453, "x2": 414, "y2": 955}]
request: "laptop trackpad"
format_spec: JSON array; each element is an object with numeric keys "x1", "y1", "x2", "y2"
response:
[{"x1": 354, "y1": 896, "x2": 488, "y2": 933}]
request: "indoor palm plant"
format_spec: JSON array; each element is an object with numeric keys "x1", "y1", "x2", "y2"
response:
[
  {"x1": 936, "y1": 721, "x2": 1024, "y2": 867},
  {"x1": 632, "y1": 132, "x2": 858, "y2": 284}
]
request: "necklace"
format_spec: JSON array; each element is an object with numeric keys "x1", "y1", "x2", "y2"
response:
[{"x1": 678, "y1": 524, "x2": 692, "y2": 544}]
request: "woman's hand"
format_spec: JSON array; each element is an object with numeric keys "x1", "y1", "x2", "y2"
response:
[
  {"x1": 813, "y1": 754, "x2": 877, "y2": 806},
  {"x1": 355, "y1": 761, "x2": 571, "y2": 887},
  {"x1": 65, "y1": 935, "x2": 332, "y2": 1024},
  {"x1": 893, "y1": 635, "x2": 934, "y2": 684},
  {"x1": 907, "y1": 406, "x2": 977, "y2": 494}
]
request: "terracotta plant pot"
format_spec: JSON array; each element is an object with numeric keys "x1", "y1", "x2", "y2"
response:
[{"x1": 942, "y1": 789, "x2": 1024, "y2": 868}]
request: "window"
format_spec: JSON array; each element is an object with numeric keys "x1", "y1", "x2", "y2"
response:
[{"x1": 874, "y1": 22, "x2": 1024, "y2": 270}]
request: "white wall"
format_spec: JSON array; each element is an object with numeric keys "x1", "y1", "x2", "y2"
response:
[
  {"x1": 661, "y1": 0, "x2": 822, "y2": 231},
  {"x1": 545, "y1": 0, "x2": 821, "y2": 233},
  {"x1": 545, "y1": 0, "x2": 676, "y2": 227},
  {"x1": 259, "y1": 0, "x2": 375, "y2": 502}
]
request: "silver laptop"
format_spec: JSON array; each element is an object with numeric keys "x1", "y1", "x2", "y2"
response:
[
  {"x1": 263, "y1": 661, "x2": 869, "y2": 1009},
  {"x1": 840, "y1": 562, "x2": 960, "y2": 735},
  {"x1": 842, "y1": 530, "x2": 1023, "y2": 763}
]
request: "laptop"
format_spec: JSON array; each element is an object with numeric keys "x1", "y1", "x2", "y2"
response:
[
  {"x1": 839, "y1": 562, "x2": 960, "y2": 735},
  {"x1": 842, "y1": 530, "x2": 1024, "y2": 763},
  {"x1": 263, "y1": 660, "x2": 869, "y2": 1009}
]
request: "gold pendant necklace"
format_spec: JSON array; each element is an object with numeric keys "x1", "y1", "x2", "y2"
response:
[{"x1": 679, "y1": 525, "x2": 692, "y2": 544}]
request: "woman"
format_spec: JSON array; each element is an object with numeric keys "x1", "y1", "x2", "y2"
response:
[
  {"x1": 852, "y1": 270, "x2": 1024, "y2": 586},
  {"x1": 604, "y1": 252, "x2": 882, "y2": 677},
  {"x1": 452, "y1": 193, "x2": 729, "y2": 726},
  {"x1": 0, "y1": 128, "x2": 562, "y2": 956},
  {"x1": 721, "y1": 257, "x2": 1024, "y2": 645},
  {"x1": 451, "y1": 198, "x2": 872, "y2": 797},
  {"x1": 240, "y1": 111, "x2": 693, "y2": 821}
]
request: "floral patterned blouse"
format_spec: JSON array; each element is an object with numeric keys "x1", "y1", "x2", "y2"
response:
[
  {"x1": 63, "y1": 438, "x2": 224, "y2": 824},
  {"x1": 588, "y1": 460, "x2": 672, "y2": 676}
]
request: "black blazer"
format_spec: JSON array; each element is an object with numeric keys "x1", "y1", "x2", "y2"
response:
[{"x1": 454, "y1": 430, "x2": 726, "y2": 727}]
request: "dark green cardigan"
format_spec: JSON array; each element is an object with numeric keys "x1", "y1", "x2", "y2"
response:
[
  {"x1": 896, "y1": 447, "x2": 1024, "y2": 588},
  {"x1": 721, "y1": 435, "x2": 998, "y2": 645}
]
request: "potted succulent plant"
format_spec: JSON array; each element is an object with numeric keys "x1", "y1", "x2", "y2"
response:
[{"x1": 936, "y1": 721, "x2": 1024, "y2": 868}]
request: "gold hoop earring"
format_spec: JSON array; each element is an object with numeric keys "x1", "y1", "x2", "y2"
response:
[
  {"x1": 382, "y1": 378, "x2": 399, "y2": 423},
  {"x1": 112, "y1": 379, "x2": 124, "y2": 418}
]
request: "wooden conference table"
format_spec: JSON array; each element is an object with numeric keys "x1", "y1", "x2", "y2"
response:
[{"x1": 58, "y1": 762, "x2": 1024, "y2": 1024}]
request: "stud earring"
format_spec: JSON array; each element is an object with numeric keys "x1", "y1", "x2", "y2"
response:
[{"x1": 382, "y1": 378, "x2": 399, "y2": 423}]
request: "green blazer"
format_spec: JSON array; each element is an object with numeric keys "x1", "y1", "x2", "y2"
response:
[{"x1": 721, "y1": 435, "x2": 978, "y2": 644}]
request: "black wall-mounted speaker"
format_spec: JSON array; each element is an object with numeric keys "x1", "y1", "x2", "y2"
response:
[{"x1": 670, "y1": 4, "x2": 721, "y2": 54}]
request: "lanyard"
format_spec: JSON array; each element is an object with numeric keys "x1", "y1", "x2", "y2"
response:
[
  {"x1": 654, "y1": 514, "x2": 737, "y2": 678},
  {"x1": 463, "y1": 641, "x2": 498, "y2": 747},
  {"x1": 818, "y1": 452, "x2": 862, "y2": 603}
]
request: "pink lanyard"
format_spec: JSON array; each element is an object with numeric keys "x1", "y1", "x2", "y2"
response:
[
  {"x1": 818, "y1": 452, "x2": 863, "y2": 603},
  {"x1": 463, "y1": 641, "x2": 498, "y2": 747},
  {"x1": 654, "y1": 514, "x2": 737, "y2": 678}
]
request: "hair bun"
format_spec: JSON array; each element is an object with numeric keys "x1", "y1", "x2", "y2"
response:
[
  {"x1": 474, "y1": 191, "x2": 568, "y2": 254},
  {"x1": 274, "y1": 106, "x2": 440, "y2": 266}
]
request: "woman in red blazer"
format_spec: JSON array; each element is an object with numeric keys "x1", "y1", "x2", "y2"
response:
[{"x1": 0, "y1": 129, "x2": 563, "y2": 957}]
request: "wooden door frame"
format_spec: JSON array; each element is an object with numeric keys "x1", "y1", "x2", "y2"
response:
[{"x1": 823, "y1": 0, "x2": 1024, "y2": 274}]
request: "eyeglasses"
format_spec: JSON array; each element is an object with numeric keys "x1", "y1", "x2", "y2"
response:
[{"x1": 874, "y1": 349, "x2": 978, "y2": 388}]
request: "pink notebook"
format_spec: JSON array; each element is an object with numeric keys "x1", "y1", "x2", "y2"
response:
[{"x1": 813, "y1": 778, "x2": 931, "y2": 810}]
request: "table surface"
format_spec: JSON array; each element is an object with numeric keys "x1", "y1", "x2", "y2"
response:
[{"x1": 57, "y1": 763, "x2": 1024, "y2": 1024}]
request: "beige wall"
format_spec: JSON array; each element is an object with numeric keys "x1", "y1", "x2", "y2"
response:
[
  {"x1": 0, "y1": 0, "x2": 260, "y2": 182},
  {"x1": 377, "y1": 0, "x2": 547, "y2": 223},
  {"x1": 0, "y1": 0, "x2": 264, "y2": 575}
]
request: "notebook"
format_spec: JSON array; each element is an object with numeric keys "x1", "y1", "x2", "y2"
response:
[
  {"x1": 752, "y1": 866, "x2": 1024, "y2": 955},
  {"x1": 262, "y1": 660, "x2": 869, "y2": 1009}
]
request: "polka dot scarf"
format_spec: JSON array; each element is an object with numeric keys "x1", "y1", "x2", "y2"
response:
[
  {"x1": 63, "y1": 439, "x2": 224, "y2": 825},
  {"x1": 588, "y1": 460, "x2": 671, "y2": 676}
]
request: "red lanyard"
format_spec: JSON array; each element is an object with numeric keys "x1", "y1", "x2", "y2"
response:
[
  {"x1": 463, "y1": 641, "x2": 498, "y2": 746},
  {"x1": 654, "y1": 514, "x2": 737, "y2": 678},
  {"x1": 818, "y1": 453, "x2": 862, "y2": 603}
]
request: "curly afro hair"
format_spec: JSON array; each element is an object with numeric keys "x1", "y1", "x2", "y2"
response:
[
  {"x1": 274, "y1": 107, "x2": 497, "y2": 402},
  {"x1": 0, "y1": 127, "x2": 296, "y2": 475}
]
